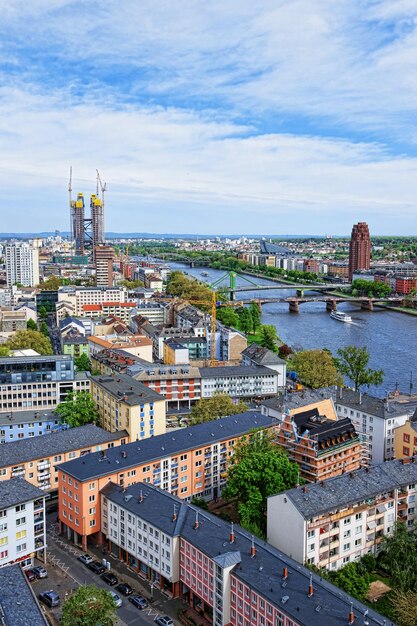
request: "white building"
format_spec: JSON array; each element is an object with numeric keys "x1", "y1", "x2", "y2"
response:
[
  {"x1": 334, "y1": 389, "x2": 412, "y2": 463},
  {"x1": 57, "y1": 286, "x2": 129, "y2": 317},
  {"x1": 267, "y1": 459, "x2": 417, "y2": 571},
  {"x1": 241, "y1": 344, "x2": 286, "y2": 390},
  {"x1": 200, "y1": 365, "x2": 278, "y2": 399},
  {"x1": 6, "y1": 243, "x2": 39, "y2": 288},
  {"x1": 0, "y1": 478, "x2": 46, "y2": 569}
]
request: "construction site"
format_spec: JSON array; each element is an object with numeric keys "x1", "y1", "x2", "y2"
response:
[{"x1": 68, "y1": 168, "x2": 106, "y2": 257}]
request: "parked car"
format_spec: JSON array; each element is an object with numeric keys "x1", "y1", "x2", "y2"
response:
[
  {"x1": 39, "y1": 591, "x2": 60, "y2": 608},
  {"x1": 129, "y1": 595, "x2": 148, "y2": 610},
  {"x1": 87, "y1": 561, "x2": 106, "y2": 575},
  {"x1": 32, "y1": 566, "x2": 48, "y2": 579},
  {"x1": 115, "y1": 582, "x2": 134, "y2": 596},
  {"x1": 101, "y1": 571, "x2": 118, "y2": 586},
  {"x1": 109, "y1": 591, "x2": 122, "y2": 608},
  {"x1": 154, "y1": 616, "x2": 174, "y2": 626},
  {"x1": 25, "y1": 569, "x2": 37, "y2": 582},
  {"x1": 77, "y1": 553, "x2": 93, "y2": 566}
]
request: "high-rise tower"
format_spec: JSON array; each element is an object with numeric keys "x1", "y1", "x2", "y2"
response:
[
  {"x1": 69, "y1": 170, "x2": 106, "y2": 256},
  {"x1": 348, "y1": 222, "x2": 370, "y2": 281},
  {"x1": 6, "y1": 243, "x2": 39, "y2": 287}
]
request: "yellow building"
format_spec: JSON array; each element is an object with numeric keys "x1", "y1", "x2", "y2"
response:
[
  {"x1": 90, "y1": 373, "x2": 166, "y2": 443},
  {"x1": 394, "y1": 412, "x2": 417, "y2": 459}
]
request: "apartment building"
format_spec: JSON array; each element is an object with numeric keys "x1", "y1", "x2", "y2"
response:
[
  {"x1": 6, "y1": 242, "x2": 39, "y2": 287},
  {"x1": 175, "y1": 305, "x2": 206, "y2": 337},
  {"x1": 0, "y1": 409, "x2": 67, "y2": 443},
  {"x1": 200, "y1": 366, "x2": 278, "y2": 399},
  {"x1": 133, "y1": 364, "x2": 202, "y2": 411},
  {"x1": 0, "y1": 354, "x2": 90, "y2": 412},
  {"x1": 267, "y1": 459, "x2": 417, "y2": 571},
  {"x1": 0, "y1": 424, "x2": 127, "y2": 495},
  {"x1": 0, "y1": 565, "x2": 48, "y2": 626},
  {"x1": 241, "y1": 344, "x2": 286, "y2": 389},
  {"x1": 275, "y1": 407, "x2": 363, "y2": 483},
  {"x1": 97, "y1": 481, "x2": 385, "y2": 626},
  {"x1": 56, "y1": 286, "x2": 128, "y2": 318},
  {"x1": 0, "y1": 479, "x2": 46, "y2": 569},
  {"x1": 91, "y1": 348, "x2": 149, "y2": 375},
  {"x1": 130, "y1": 301, "x2": 169, "y2": 326},
  {"x1": 57, "y1": 412, "x2": 275, "y2": 550},
  {"x1": 261, "y1": 390, "x2": 337, "y2": 422},
  {"x1": 90, "y1": 373, "x2": 166, "y2": 442},
  {"x1": 393, "y1": 410, "x2": 417, "y2": 459},
  {"x1": 88, "y1": 334, "x2": 153, "y2": 361},
  {"x1": 215, "y1": 324, "x2": 247, "y2": 363},
  {"x1": 334, "y1": 388, "x2": 412, "y2": 463}
]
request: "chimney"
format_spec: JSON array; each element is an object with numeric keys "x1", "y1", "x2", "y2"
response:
[
  {"x1": 194, "y1": 510, "x2": 199, "y2": 530},
  {"x1": 302, "y1": 486, "x2": 308, "y2": 493},
  {"x1": 250, "y1": 536, "x2": 256, "y2": 558},
  {"x1": 283, "y1": 566, "x2": 288, "y2": 580},
  {"x1": 308, "y1": 573, "x2": 314, "y2": 597},
  {"x1": 172, "y1": 505, "x2": 177, "y2": 522},
  {"x1": 359, "y1": 392, "x2": 362, "y2": 405},
  {"x1": 348, "y1": 603, "x2": 355, "y2": 624},
  {"x1": 230, "y1": 522, "x2": 235, "y2": 543},
  {"x1": 139, "y1": 490, "x2": 144, "y2": 503}
]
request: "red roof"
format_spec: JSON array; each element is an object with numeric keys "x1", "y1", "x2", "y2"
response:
[
  {"x1": 102, "y1": 301, "x2": 136, "y2": 307},
  {"x1": 83, "y1": 304, "x2": 102, "y2": 311}
]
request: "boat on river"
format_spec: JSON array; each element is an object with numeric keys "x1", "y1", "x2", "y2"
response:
[
  {"x1": 330, "y1": 310, "x2": 352, "y2": 323},
  {"x1": 201, "y1": 271, "x2": 209, "y2": 277}
]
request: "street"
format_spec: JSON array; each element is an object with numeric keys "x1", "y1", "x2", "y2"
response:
[{"x1": 40, "y1": 515, "x2": 183, "y2": 625}]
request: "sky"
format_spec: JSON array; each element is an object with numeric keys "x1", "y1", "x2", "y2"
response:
[{"x1": 1, "y1": 1, "x2": 417, "y2": 235}]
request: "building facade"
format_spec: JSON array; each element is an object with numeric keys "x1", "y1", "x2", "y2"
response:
[
  {"x1": 200, "y1": 366, "x2": 278, "y2": 399},
  {"x1": 5, "y1": 243, "x2": 40, "y2": 288},
  {"x1": 0, "y1": 410, "x2": 67, "y2": 443},
  {"x1": 0, "y1": 479, "x2": 46, "y2": 569},
  {"x1": 267, "y1": 459, "x2": 417, "y2": 571},
  {"x1": 348, "y1": 222, "x2": 371, "y2": 281},
  {"x1": 57, "y1": 286, "x2": 128, "y2": 318}
]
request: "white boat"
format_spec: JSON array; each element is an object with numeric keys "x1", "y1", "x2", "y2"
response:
[
  {"x1": 330, "y1": 310, "x2": 352, "y2": 323},
  {"x1": 201, "y1": 271, "x2": 209, "y2": 277}
]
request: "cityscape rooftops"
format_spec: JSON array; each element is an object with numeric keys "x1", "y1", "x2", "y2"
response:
[
  {"x1": 333, "y1": 387, "x2": 411, "y2": 418},
  {"x1": 291, "y1": 408, "x2": 357, "y2": 446},
  {"x1": 58, "y1": 412, "x2": 275, "y2": 481},
  {"x1": 241, "y1": 343, "x2": 286, "y2": 366},
  {"x1": 281, "y1": 458, "x2": 417, "y2": 519},
  {"x1": 0, "y1": 409, "x2": 61, "y2": 427},
  {"x1": 0, "y1": 478, "x2": 45, "y2": 510},
  {"x1": 0, "y1": 424, "x2": 126, "y2": 469},
  {"x1": 101, "y1": 481, "x2": 386, "y2": 626},
  {"x1": 91, "y1": 373, "x2": 164, "y2": 405},
  {"x1": 199, "y1": 365, "x2": 276, "y2": 378},
  {"x1": 0, "y1": 565, "x2": 48, "y2": 626},
  {"x1": 261, "y1": 388, "x2": 334, "y2": 413}
]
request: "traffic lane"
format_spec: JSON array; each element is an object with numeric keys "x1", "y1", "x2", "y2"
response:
[{"x1": 46, "y1": 537, "x2": 160, "y2": 626}]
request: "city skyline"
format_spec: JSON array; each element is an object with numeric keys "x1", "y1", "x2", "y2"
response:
[{"x1": 1, "y1": 3, "x2": 417, "y2": 234}]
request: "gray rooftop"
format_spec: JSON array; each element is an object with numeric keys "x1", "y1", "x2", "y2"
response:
[
  {"x1": 0, "y1": 409, "x2": 60, "y2": 427},
  {"x1": 101, "y1": 481, "x2": 389, "y2": 626},
  {"x1": 200, "y1": 365, "x2": 277, "y2": 378},
  {"x1": 0, "y1": 565, "x2": 48, "y2": 626},
  {"x1": 0, "y1": 478, "x2": 45, "y2": 510},
  {"x1": 334, "y1": 387, "x2": 412, "y2": 419},
  {"x1": 0, "y1": 424, "x2": 126, "y2": 469},
  {"x1": 91, "y1": 373, "x2": 165, "y2": 405},
  {"x1": 282, "y1": 459, "x2": 417, "y2": 519},
  {"x1": 58, "y1": 412, "x2": 275, "y2": 482},
  {"x1": 262, "y1": 388, "x2": 334, "y2": 413},
  {"x1": 242, "y1": 343, "x2": 286, "y2": 366}
]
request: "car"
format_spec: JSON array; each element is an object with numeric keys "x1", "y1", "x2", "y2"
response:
[
  {"x1": 77, "y1": 553, "x2": 93, "y2": 566},
  {"x1": 115, "y1": 582, "x2": 134, "y2": 596},
  {"x1": 25, "y1": 569, "x2": 37, "y2": 582},
  {"x1": 87, "y1": 561, "x2": 106, "y2": 575},
  {"x1": 101, "y1": 571, "x2": 118, "y2": 586},
  {"x1": 129, "y1": 595, "x2": 148, "y2": 610},
  {"x1": 39, "y1": 590, "x2": 60, "y2": 608},
  {"x1": 109, "y1": 591, "x2": 122, "y2": 608},
  {"x1": 32, "y1": 566, "x2": 48, "y2": 579},
  {"x1": 154, "y1": 616, "x2": 174, "y2": 626}
]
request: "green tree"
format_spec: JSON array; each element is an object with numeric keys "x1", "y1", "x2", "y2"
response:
[
  {"x1": 61, "y1": 584, "x2": 116, "y2": 626},
  {"x1": 40, "y1": 321, "x2": 49, "y2": 337},
  {"x1": 222, "y1": 430, "x2": 299, "y2": 536},
  {"x1": 336, "y1": 346, "x2": 384, "y2": 391},
  {"x1": 290, "y1": 349, "x2": 343, "y2": 389},
  {"x1": 119, "y1": 279, "x2": 144, "y2": 289},
  {"x1": 328, "y1": 562, "x2": 370, "y2": 601},
  {"x1": 249, "y1": 302, "x2": 261, "y2": 330},
  {"x1": 216, "y1": 307, "x2": 240, "y2": 329},
  {"x1": 190, "y1": 394, "x2": 248, "y2": 425},
  {"x1": 38, "y1": 305, "x2": 49, "y2": 319},
  {"x1": 259, "y1": 325, "x2": 278, "y2": 351},
  {"x1": 390, "y1": 589, "x2": 417, "y2": 626},
  {"x1": 26, "y1": 318, "x2": 37, "y2": 331},
  {"x1": 74, "y1": 353, "x2": 92, "y2": 372},
  {"x1": 56, "y1": 391, "x2": 99, "y2": 428},
  {"x1": 0, "y1": 346, "x2": 9, "y2": 357},
  {"x1": 379, "y1": 523, "x2": 417, "y2": 591},
  {"x1": 5, "y1": 330, "x2": 53, "y2": 355},
  {"x1": 239, "y1": 307, "x2": 254, "y2": 334}
]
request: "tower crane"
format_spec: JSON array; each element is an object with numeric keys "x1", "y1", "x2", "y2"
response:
[{"x1": 96, "y1": 169, "x2": 107, "y2": 208}]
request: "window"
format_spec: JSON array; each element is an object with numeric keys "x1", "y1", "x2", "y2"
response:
[
  {"x1": 403, "y1": 447, "x2": 410, "y2": 456},
  {"x1": 15, "y1": 504, "x2": 25, "y2": 513},
  {"x1": 404, "y1": 433, "x2": 411, "y2": 443},
  {"x1": 16, "y1": 530, "x2": 26, "y2": 540},
  {"x1": 89, "y1": 519, "x2": 95, "y2": 527},
  {"x1": 343, "y1": 517, "x2": 351, "y2": 526},
  {"x1": 89, "y1": 507, "x2": 96, "y2": 515}
]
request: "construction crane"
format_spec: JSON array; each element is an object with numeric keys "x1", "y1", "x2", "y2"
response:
[
  {"x1": 68, "y1": 166, "x2": 73, "y2": 240},
  {"x1": 96, "y1": 169, "x2": 107, "y2": 207}
]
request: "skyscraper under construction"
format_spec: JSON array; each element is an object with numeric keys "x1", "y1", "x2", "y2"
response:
[{"x1": 69, "y1": 170, "x2": 106, "y2": 255}]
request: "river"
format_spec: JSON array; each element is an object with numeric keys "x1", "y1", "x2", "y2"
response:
[{"x1": 169, "y1": 263, "x2": 417, "y2": 397}]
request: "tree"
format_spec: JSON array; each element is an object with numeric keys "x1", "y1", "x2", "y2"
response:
[
  {"x1": 379, "y1": 523, "x2": 417, "y2": 591},
  {"x1": 40, "y1": 321, "x2": 49, "y2": 337},
  {"x1": 278, "y1": 344, "x2": 293, "y2": 359},
  {"x1": 74, "y1": 353, "x2": 92, "y2": 372},
  {"x1": 119, "y1": 279, "x2": 144, "y2": 289},
  {"x1": 26, "y1": 318, "x2": 37, "y2": 331},
  {"x1": 259, "y1": 325, "x2": 277, "y2": 351},
  {"x1": 216, "y1": 307, "x2": 240, "y2": 329},
  {"x1": 222, "y1": 430, "x2": 299, "y2": 536},
  {"x1": 61, "y1": 584, "x2": 116, "y2": 626},
  {"x1": 56, "y1": 391, "x2": 99, "y2": 428},
  {"x1": 328, "y1": 562, "x2": 370, "y2": 601},
  {"x1": 239, "y1": 307, "x2": 254, "y2": 334},
  {"x1": 390, "y1": 590, "x2": 417, "y2": 626},
  {"x1": 336, "y1": 346, "x2": 383, "y2": 391},
  {"x1": 5, "y1": 330, "x2": 53, "y2": 355},
  {"x1": 0, "y1": 346, "x2": 9, "y2": 357},
  {"x1": 249, "y1": 302, "x2": 261, "y2": 330},
  {"x1": 290, "y1": 349, "x2": 343, "y2": 389},
  {"x1": 190, "y1": 394, "x2": 248, "y2": 425},
  {"x1": 38, "y1": 305, "x2": 49, "y2": 319}
]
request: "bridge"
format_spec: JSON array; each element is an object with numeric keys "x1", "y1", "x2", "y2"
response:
[{"x1": 232, "y1": 295, "x2": 411, "y2": 312}]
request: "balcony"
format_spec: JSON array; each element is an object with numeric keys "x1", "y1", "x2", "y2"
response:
[
  {"x1": 398, "y1": 502, "x2": 407, "y2": 511},
  {"x1": 35, "y1": 524, "x2": 45, "y2": 536},
  {"x1": 39, "y1": 483, "x2": 51, "y2": 490},
  {"x1": 37, "y1": 473, "x2": 51, "y2": 482},
  {"x1": 171, "y1": 472, "x2": 178, "y2": 479},
  {"x1": 35, "y1": 538, "x2": 45, "y2": 550},
  {"x1": 37, "y1": 462, "x2": 50, "y2": 471},
  {"x1": 34, "y1": 514, "x2": 44, "y2": 525},
  {"x1": 171, "y1": 462, "x2": 178, "y2": 469},
  {"x1": 11, "y1": 468, "x2": 25, "y2": 477},
  {"x1": 205, "y1": 462, "x2": 212, "y2": 468}
]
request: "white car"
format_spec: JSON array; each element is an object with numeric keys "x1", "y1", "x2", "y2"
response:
[
  {"x1": 77, "y1": 553, "x2": 93, "y2": 565},
  {"x1": 109, "y1": 591, "x2": 122, "y2": 608},
  {"x1": 154, "y1": 617, "x2": 174, "y2": 626}
]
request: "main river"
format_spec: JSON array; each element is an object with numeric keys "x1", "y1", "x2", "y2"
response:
[{"x1": 170, "y1": 263, "x2": 417, "y2": 397}]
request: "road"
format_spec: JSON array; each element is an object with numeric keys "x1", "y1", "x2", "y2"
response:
[{"x1": 44, "y1": 517, "x2": 181, "y2": 625}]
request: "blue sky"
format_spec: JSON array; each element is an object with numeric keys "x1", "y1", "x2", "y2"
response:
[{"x1": 1, "y1": 1, "x2": 417, "y2": 235}]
